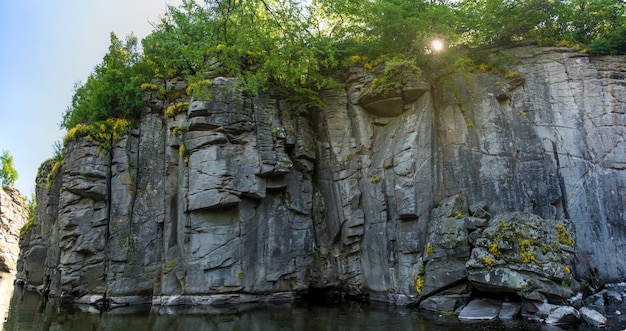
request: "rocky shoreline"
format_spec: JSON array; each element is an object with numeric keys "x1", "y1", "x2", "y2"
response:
[
  {"x1": 13, "y1": 281, "x2": 626, "y2": 328},
  {"x1": 14, "y1": 46, "x2": 626, "y2": 329}
]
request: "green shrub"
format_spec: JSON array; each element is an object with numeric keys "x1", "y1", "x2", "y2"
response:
[
  {"x1": 0, "y1": 150, "x2": 18, "y2": 187},
  {"x1": 63, "y1": 118, "x2": 130, "y2": 157},
  {"x1": 20, "y1": 193, "x2": 36, "y2": 237},
  {"x1": 368, "y1": 55, "x2": 422, "y2": 96},
  {"x1": 588, "y1": 39, "x2": 612, "y2": 55},
  {"x1": 61, "y1": 33, "x2": 153, "y2": 130},
  {"x1": 164, "y1": 102, "x2": 189, "y2": 118}
]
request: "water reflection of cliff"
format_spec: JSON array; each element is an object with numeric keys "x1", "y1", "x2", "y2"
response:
[
  {"x1": 0, "y1": 272, "x2": 15, "y2": 326},
  {"x1": 7, "y1": 284, "x2": 612, "y2": 331}
]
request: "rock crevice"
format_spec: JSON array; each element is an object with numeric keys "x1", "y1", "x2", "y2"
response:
[{"x1": 16, "y1": 47, "x2": 626, "y2": 317}]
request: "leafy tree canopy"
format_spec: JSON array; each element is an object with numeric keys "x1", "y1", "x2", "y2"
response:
[
  {"x1": 61, "y1": 33, "x2": 153, "y2": 130},
  {"x1": 0, "y1": 150, "x2": 18, "y2": 187},
  {"x1": 61, "y1": 0, "x2": 626, "y2": 132}
]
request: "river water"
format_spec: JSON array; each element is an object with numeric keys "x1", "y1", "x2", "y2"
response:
[{"x1": 1, "y1": 272, "x2": 624, "y2": 331}]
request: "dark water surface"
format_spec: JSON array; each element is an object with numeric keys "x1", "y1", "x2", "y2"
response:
[{"x1": 2, "y1": 279, "x2": 625, "y2": 331}]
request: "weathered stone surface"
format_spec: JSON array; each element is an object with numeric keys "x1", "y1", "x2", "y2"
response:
[
  {"x1": 421, "y1": 195, "x2": 471, "y2": 296},
  {"x1": 466, "y1": 212, "x2": 579, "y2": 303},
  {"x1": 458, "y1": 299, "x2": 501, "y2": 321},
  {"x1": 579, "y1": 306, "x2": 608, "y2": 327},
  {"x1": 0, "y1": 186, "x2": 27, "y2": 272},
  {"x1": 15, "y1": 46, "x2": 626, "y2": 309},
  {"x1": 545, "y1": 305, "x2": 580, "y2": 325}
]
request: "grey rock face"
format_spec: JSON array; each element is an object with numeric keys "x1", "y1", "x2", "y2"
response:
[
  {"x1": 0, "y1": 186, "x2": 27, "y2": 272},
  {"x1": 466, "y1": 212, "x2": 579, "y2": 303},
  {"x1": 16, "y1": 46, "x2": 626, "y2": 308},
  {"x1": 17, "y1": 159, "x2": 61, "y2": 291}
]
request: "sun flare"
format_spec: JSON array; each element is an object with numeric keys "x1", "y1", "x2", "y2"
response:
[{"x1": 431, "y1": 39, "x2": 445, "y2": 52}]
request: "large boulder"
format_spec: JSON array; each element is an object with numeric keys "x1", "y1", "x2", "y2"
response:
[
  {"x1": 466, "y1": 212, "x2": 581, "y2": 303},
  {"x1": 420, "y1": 194, "x2": 473, "y2": 296}
]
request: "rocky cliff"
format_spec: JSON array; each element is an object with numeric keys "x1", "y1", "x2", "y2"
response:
[
  {"x1": 0, "y1": 186, "x2": 27, "y2": 272},
  {"x1": 16, "y1": 46, "x2": 626, "y2": 308}
]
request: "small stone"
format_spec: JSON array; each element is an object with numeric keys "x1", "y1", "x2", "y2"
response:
[
  {"x1": 419, "y1": 294, "x2": 468, "y2": 312},
  {"x1": 458, "y1": 299, "x2": 502, "y2": 321},
  {"x1": 545, "y1": 306, "x2": 581, "y2": 325},
  {"x1": 580, "y1": 307, "x2": 608, "y2": 327}
]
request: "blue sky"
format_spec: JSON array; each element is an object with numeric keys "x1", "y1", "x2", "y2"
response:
[{"x1": 0, "y1": 0, "x2": 182, "y2": 196}]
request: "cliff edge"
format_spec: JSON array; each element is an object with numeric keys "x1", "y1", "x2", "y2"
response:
[{"x1": 16, "y1": 46, "x2": 625, "y2": 308}]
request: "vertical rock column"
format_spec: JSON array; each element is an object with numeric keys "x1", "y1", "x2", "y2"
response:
[
  {"x1": 56, "y1": 138, "x2": 110, "y2": 298},
  {"x1": 0, "y1": 186, "x2": 27, "y2": 273}
]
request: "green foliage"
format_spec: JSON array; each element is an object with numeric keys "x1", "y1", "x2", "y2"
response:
[
  {"x1": 565, "y1": 0, "x2": 626, "y2": 45},
  {"x1": 489, "y1": 241, "x2": 501, "y2": 258},
  {"x1": 44, "y1": 142, "x2": 64, "y2": 191},
  {"x1": 61, "y1": 33, "x2": 153, "y2": 130},
  {"x1": 164, "y1": 102, "x2": 190, "y2": 118},
  {"x1": 482, "y1": 256, "x2": 495, "y2": 269},
  {"x1": 20, "y1": 193, "x2": 36, "y2": 237},
  {"x1": 456, "y1": 0, "x2": 563, "y2": 46},
  {"x1": 55, "y1": 0, "x2": 626, "y2": 140},
  {"x1": 555, "y1": 224, "x2": 574, "y2": 246},
  {"x1": 20, "y1": 218, "x2": 34, "y2": 237},
  {"x1": 426, "y1": 243, "x2": 435, "y2": 256},
  {"x1": 0, "y1": 150, "x2": 18, "y2": 187},
  {"x1": 589, "y1": 38, "x2": 614, "y2": 55},
  {"x1": 368, "y1": 55, "x2": 422, "y2": 96},
  {"x1": 329, "y1": 0, "x2": 459, "y2": 59},
  {"x1": 608, "y1": 28, "x2": 626, "y2": 54},
  {"x1": 46, "y1": 159, "x2": 63, "y2": 191},
  {"x1": 368, "y1": 174, "x2": 383, "y2": 184},
  {"x1": 63, "y1": 118, "x2": 131, "y2": 157},
  {"x1": 172, "y1": 125, "x2": 186, "y2": 137},
  {"x1": 588, "y1": 27, "x2": 626, "y2": 55},
  {"x1": 179, "y1": 145, "x2": 189, "y2": 165},
  {"x1": 143, "y1": 0, "x2": 341, "y2": 110},
  {"x1": 186, "y1": 80, "x2": 214, "y2": 100},
  {"x1": 415, "y1": 276, "x2": 425, "y2": 295}
]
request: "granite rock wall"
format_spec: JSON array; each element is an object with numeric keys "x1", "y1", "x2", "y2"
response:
[{"x1": 16, "y1": 46, "x2": 626, "y2": 306}]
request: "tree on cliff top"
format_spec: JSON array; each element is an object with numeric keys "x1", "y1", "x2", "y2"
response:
[
  {"x1": 0, "y1": 150, "x2": 18, "y2": 187},
  {"x1": 60, "y1": 0, "x2": 626, "y2": 132},
  {"x1": 61, "y1": 33, "x2": 153, "y2": 130},
  {"x1": 142, "y1": 0, "x2": 342, "y2": 108}
]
